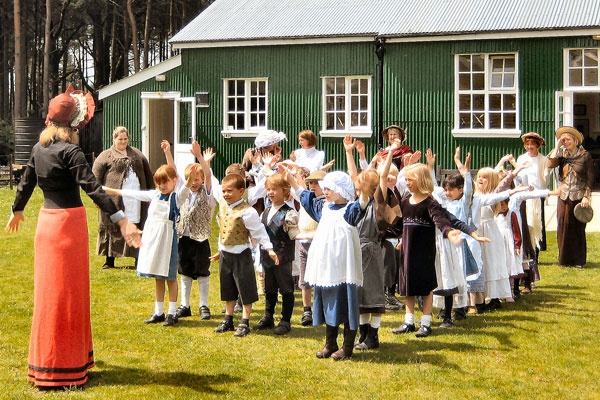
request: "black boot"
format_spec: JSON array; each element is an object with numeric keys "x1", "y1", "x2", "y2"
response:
[
  {"x1": 355, "y1": 323, "x2": 369, "y2": 346},
  {"x1": 513, "y1": 278, "x2": 521, "y2": 300},
  {"x1": 332, "y1": 324, "x2": 357, "y2": 361},
  {"x1": 316, "y1": 325, "x2": 339, "y2": 359},
  {"x1": 355, "y1": 325, "x2": 380, "y2": 350}
]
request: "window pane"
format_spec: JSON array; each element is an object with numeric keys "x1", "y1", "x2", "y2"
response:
[
  {"x1": 584, "y1": 49, "x2": 598, "y2": 67},
  {"x1": 360, "y1": 112, "x2": 367, "y2": 126},
  {"x1": 336, "y1": 78, "x2": 345, "y2": 94},
  {"x1": 570, "y1": 69, "x2": 583, "y2": 86},
  {"x1": 336, "y1": 112, "x2": 345, "y2": 129},
  {"x1": 228, "y1": 114, "x2": 235, "y2": 128},
  {"x1": 259, "y1": 81, "x2": 266, "y2": 95},
  {"x1": 228, "y1": 80, "x2": 235, "y2": 94},
  {"x1": 503, "y1": 73, "x2": 514, "y2": 88},
  {"x1": 459, "y1": 113, "x2": 471, "y2": 129},
  {"x1": 459, "y1": 94, "x2": 471, "y2": 111},
  {"x1": 489, "y1": 94, "x2": 501, "y2": 111},
  {"x1": 336, "y1": 96, "x2": 345, "y2": 111},
  {"x1": 326, "y1": 78, "x2": 335, "y2": 94},
  {"x1": 228, "y1": 98, "x2": 235, "y2": 111},
  {"x1": 251, "y1": 81, "x2": 257, "y2": 96},
  {"x1": 360, "y1": 96, "x2": 367, "y2": 109},
  {"x1": 351, "y1": 79, "x2": 358, "y2": 94},
  {"x1": 259, "y1": 98, "x2": 266, "y2": 111},
  {"x1": 472, "y1": 113, "x2": 484, "y2": 129},
  {"x1": 504, "y1": 94, "x2": 516, "y2": 110},
  {"x1": 473, "y1": 73, "x2": 484, "y2": 90},
  {"x1": 505, "y1": 57, "x2": 515, "y2": 72},
  {"x1": 326, "y1": 113, "x2": 334, "y2": 130},
  {"x1": 459, "y1": 74, "x2": 471, "y2": 90},
  {"x1": 237, "y1": 98, "x2": 244, "y2": 110},
  {"x1": 237, "y1": 114, "x2": 244, "y2": 129},
  {"x1": 360, "y1": 79, "x2": 368, "y2": 94},
  {"x1": 351, "y1": 96, "x2": 358, "y2": 110},
  {"x1": 472, "y1": 55, "x2": 484, "y2": 71},
  {"x1": 569, "y1": 49, "x2": 583, "y2": 67},
  {"x1": 490, "y1": 113, "x2": 502, "y2": 129},
  {"x1": 584, "y1": 68, "x2": 598, "y2": 86},
  {"x1": 250, "y1": 98, "x2": 257, "y2": 112},
  {"x1": 491, "y1": 73, "x2": 502, "y2": 88},
  {"x1": 259, "y1": 113, "x2": 266, "y2": 127},
  {"x1": 473, "y1": 94, "x2": 484, "y2": 110},
  {"x1": 492, "y1": 58, "x2": 503, "y2": 72},
  {"x1": 504, "y1": 112, "x2": 516, "y2": 129},
  {"x1": 237, "y1": 80, "x2": 244, "y2": 95},
  {"x1": 251, "y1": 114, "x2": 257, "y2": 127},
  {"x1": 351, "y1": 112, "x2": 358, "y2": 126},
  {"x1": 458, "y1": 55, "x2": 471, "y2": 72},
  {"x1": 326, "y1": 96, "x2": 334, "y2": 111}
]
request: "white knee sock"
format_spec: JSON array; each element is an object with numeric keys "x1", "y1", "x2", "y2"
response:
[
  {"x1": 370, "y1": 315, "x2": 382, "y2": 329},
  {"x1": 168, "y1": 301, "x2": 177, "y2": 316},
  {"x1": 180, "y1": 275, "x2": 193, "y2": 307},
  {"x1": 198, "y1": 276, "x2": 210, "y2": 307},
  {"x1": 154, "y1": 301, "x2": 164, "y2": 316},
  {"x1": 359, "y1": 313, "x2": 370, "y2": 325},
  {"x1": 404, "y1": 312, "x2": 415, "y2": 325},
  {"x1": 421, "y1": 314, "x2": 432, "y2": 327}
]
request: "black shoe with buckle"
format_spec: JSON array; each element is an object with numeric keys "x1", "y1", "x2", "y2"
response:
[
  {"x1": 144, "y1": 313, "x2": 165, "y2": 324},
  {"x1": 254, "y1": 315, "x2": 275, "y2": 330},
  {"x1": 392, "y1": 323, "x2": 416, "y2": 334},
  {"x1": 233, "y1": 323, "x2": 251, "y2": 337},
  {"x1": 214, "y1": 318, "x2": 235, "y2": 333},
  {"x1": 274, "y1": 320, "x2": 291, "y2": 335},
  {"x1": 175, "y1": 305, "x2": 191, "y2": 319},
  {"x1": 301, "y1": 310, "x2": 313, "y2": 326},
  {"x1": 199, "y1": 306, "x2": 211, "y2": 320},
  {"x1": 415, "y1": 325, "x2": 432, "y2": 337},
  {"x1": 163, "y1": 314, "x2": 178, "y2": 327}
]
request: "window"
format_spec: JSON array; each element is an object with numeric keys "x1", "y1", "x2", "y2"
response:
[
  {"x1": 222, "y1": 78, "x2": 268, "y2": 137},
  {"x1": 565, "y1": 48, "x2": 600, "y2": 89},
  {"x1": 453, "y1": 53, "x2": 520, "y2": 137},
  {"x1": 320, "y1": 76, "x2": 372, "y2": 137}
]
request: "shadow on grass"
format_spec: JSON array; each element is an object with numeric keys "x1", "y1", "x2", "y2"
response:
[{"x1": 87, "y1": 360, "x2": 240, "y2": 393}]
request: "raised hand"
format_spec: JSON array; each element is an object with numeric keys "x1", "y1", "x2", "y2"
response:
[
  {"x1": 343, "y1": 134, "x2": 355, "y2": 153},
  {"x1": 405, "y1": 151, "x2": 421, "y2": 167},
  {"x1": 161, "y1": 140, "x2": 171, "y2": 153},
  {"x1": 425, "y1": 149, "x2": 436, "y2": 170},
  {"x1": 203, "y1": 147, "x2": 215, "y2": 163},
  {"x1": 191, "y1": 141, "x2": 202, "y2": 159},
  {"x1": 321, "y1": 159, "x2": 335, "y2": 171},
  {"x1": 354, "y1": 140, "x2": 366, "y2": 156}
]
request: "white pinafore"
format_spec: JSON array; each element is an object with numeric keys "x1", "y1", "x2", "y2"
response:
[{"x1": 137, "y1": 192, "x2": 174, "y2": 278}]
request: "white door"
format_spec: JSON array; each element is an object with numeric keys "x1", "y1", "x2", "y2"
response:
[
  {"x1": 173, "y1": 97, "x2": 196, "y2": 178},
  {"x1": 555, "y1": 91, "x2": 574, "y2": 130}
]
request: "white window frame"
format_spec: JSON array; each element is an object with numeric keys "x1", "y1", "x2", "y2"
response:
[
  {"x1": 221, "y1": 78, "x2": 269, "y2": 138},
  {"x1": 564, "y1": 48, "x2": 600, "y2": 92},
  {"x1": 319, "y1": 75, "x2": 373, "y2": 138},
  {"x1": 452, "y1": 52, "x2": 521, "y2": 138}
]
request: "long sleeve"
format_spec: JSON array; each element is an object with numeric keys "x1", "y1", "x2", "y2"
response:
[
  {"x1": 428, "y1": 198, "x2": 454, "y2": 237},
  {"x1": 13, "y1": 163, "x2": 37, "y2": 212},
  {"x1": 445, "y1": 209, "x2": 475, "y2": 235},
  {"x1": 298, "y1": 188, "x2": 325, "y2": 222},
  {"x1": 343, "y1": 198, "x2": 368, "y2": 226},
  {"x1": 121, "y1": 188, "x2": 158, "y2": 202},
  {"x1": 359, "y1": 158, "x2": 370, "y2": 171},
  {"x1": 471, "y1": 190, "x2": 510, "y2": 228},
  {"x1": 511, "y1": 211, "x2": 522, "y2": 251},
  {"x1": 242, "y1": 207, "x2": 273, "y2": 250},
  {"x1": 284, "y1": 209, "x2": 300, "y2": 239},
  {"x1": 495, "y1": 171, "x2": 515, "y2": 192},
  {"x1": 175, "y1": 183, "x2": 191, "y2": 207}
]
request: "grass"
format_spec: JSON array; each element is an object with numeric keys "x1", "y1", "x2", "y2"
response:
[{"x1": 1, "y1": 186, "x2": 600, "y2": 399}]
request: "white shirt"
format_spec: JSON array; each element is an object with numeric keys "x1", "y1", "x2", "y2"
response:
[
  {"x1": 294, "y1": 147, "x2": 325, "y2": 172},
  {"x1": 214, "y1": 198, "x2": 273, "y2": 254}
]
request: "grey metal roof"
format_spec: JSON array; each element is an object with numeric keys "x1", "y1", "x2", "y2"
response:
[{"x1": 170, "y1": 0, "x2": 600, "y2": 44}]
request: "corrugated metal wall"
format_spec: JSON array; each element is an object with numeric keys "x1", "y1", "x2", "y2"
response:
[{"x1": 103, "y1": 35, "x2": 599, "y2": 177}]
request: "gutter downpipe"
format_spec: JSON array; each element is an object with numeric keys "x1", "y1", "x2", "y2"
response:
[{"x1": 375, "y1": 36, "x2": 386, "y2": 150}]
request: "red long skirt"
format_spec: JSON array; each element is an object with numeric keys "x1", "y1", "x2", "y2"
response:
[{"x1": 28, "y1": 207, "x2": 94, "y2": 387}]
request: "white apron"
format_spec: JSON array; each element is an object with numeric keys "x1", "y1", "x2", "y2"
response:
[{"x1": 137, "y1": 192, "x2": 174, "y2": 278}]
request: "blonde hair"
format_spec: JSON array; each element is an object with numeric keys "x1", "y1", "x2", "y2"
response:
[
  {"x1": 153, "y1": 165, "x2": 178, "y2": 186},
  {"x1": 404, "y1": 163, "x2": 434, "y2": 195},
  {"x1": 298, "y1": 130, "x2": 317, "y2": 147},
  {"x1": 265, "y1": 173, "x2": 291, "y2": 197},
  {"x1": 39, "y1": 125, "x2": 78, "y2": 147},
  {"x1": 112, "y1": 126, "x2": 128, "y2": 139},
  {"x1": 184, "y1": 163, "x2": 204, "y2": 180},
  {"x1": 357, "y1": 169, "x2": 379, "y2": 197},
  {"x1": 475, "y1": 167, "x2": 500, "y2": 194},
  {"x1": 225, "y1": 163, "x2": 245, "y2": 177},
  {"x1": 377, "y1": 163, "x2": 399, "y2": 179}
]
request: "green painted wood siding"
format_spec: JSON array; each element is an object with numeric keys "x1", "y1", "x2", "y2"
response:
[{"x1": 384, "y1": 36, "x2": 599, "y2": 170}]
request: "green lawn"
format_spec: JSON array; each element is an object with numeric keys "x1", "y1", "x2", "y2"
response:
[{"x1": 1, "y1": 186, "x2": 599, "y2": 399}]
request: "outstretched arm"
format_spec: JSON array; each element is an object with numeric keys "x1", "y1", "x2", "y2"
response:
[
  {"x1": 343, "y1": 134, "x2": 359, "y2": 183},
  {"x1": 161, "y1": 140, "x2": 175, "y2": 168}
]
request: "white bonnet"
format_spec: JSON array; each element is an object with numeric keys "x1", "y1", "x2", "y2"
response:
[
  {"x1": 255, "y1": 130, "x2": 287, "y2": 148},
  {"x1": 319, "y1": 171, "x2": 355, "y2": 202}
]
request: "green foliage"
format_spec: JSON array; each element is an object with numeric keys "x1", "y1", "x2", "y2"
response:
[
  {"x1": 1, "y1": 186, "x2": 600, "y2": 399},
  {"x1": 0, "y1": 120, "x2": 14, "y2": 162}
]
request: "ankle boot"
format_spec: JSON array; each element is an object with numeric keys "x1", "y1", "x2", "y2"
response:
[
  {"x1": 355, "y1": 325, "x2": 379, "y2": 350},
  {"x1": 332, "y1": 324, "x2": 356, "y2": 361},
  {"x1": 523, "y1": 270, "x2": 532, "y2": 294},
  {"x1": 316, "y1": 325, "x2": 339, "y2": 358},
  {"x1": 355, "y1": 323, "x2": 369, "y2": 346}
]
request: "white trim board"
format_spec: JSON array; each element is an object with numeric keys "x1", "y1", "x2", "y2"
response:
[
  {"x1": 98, "y1": 55, "x2": 183, "y2": 100},
  {"x1": 172, "y1": 36, "x2": 376, "y2": 49},
  {"x1": 386, "y1": 28, "x2": 600, "y2": 43}
]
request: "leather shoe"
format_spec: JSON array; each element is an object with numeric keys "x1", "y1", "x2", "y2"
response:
[
  {"x1": 316, "y1": 344, "x2": 339, "y2": 359},
  {"x1": 391, "y1": 323, "x2": 415, "y2": 334},
  {"x1": 233, "y1": 323, "x2": 251, "y2": 337},
  {"x1": 163, "y1": 314, "x2": 178, "y2": 327},
  {"x1": 175, "y1": 305, "x2": 191, "y2": 319},
  {"x1": 199, "y1": 306, "x2": 211, "y2": 320},
  {"x1": 214, "y1": 318, "x2": 234, "y2": 333},
  {"x1": 144, "y1": 313, "x2": 165, "y2": 324},
  {"x1": 254, "y1": 315, "x2": 275, "y2": 330},
  {"x1": 415, "y1": 325, "x2": 432, "y2": 337},
  {"x1": 274, "y1": 320, "x2": 291, "y2": 335}
]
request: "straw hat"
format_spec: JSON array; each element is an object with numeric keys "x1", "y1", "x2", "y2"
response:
[
  {"x1": 382, "y1": 125, "x2": 406, "y2": 142},
  {"x1": 574, "y1": 203, "x2": 593, "y2": 224},
  {"x1": 521, "y1": 132, "x2": 545, "y2": 146},
  {"x1": 306, "y1": 169, "x2": 326, "y2": 182},
  {"x1": 45, "y1": 84, "x2": 95, "y2": 130},
  {"x1": 556, "y1": 126, "x2": 583, "y2": 145}
]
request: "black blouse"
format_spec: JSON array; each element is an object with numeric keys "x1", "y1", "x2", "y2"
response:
[{"x1": 13, "y1": 140, "x2": 120, "y2": 217}]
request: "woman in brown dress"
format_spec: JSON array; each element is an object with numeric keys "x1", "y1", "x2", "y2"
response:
[{"x1": 547, "y1": 126, "x2": 594, "y2": 268}]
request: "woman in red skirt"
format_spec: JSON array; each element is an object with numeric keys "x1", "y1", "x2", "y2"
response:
[{"x1": 5, "y1": 85, "x2": 141, "y2": 388}]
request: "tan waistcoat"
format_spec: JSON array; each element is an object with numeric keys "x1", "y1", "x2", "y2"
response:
[{"x1": 218, "y1": 199, "x2": 251, "y2": 246}]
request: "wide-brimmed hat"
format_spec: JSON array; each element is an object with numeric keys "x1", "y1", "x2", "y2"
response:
[
  {"x1": 306, "y1": 169, "x2": 326, "y2": 182},
  {"x1": 556, "y1": 126, "x2": 583, "y2": 145},
  {"x1": 382, "y1": 125, "x2": 406, "y2": 142},
  {"x1": 574, "y1": 203, "x2": 593, "y2": 224},
  {"x1": 521, "y1": 132, "x2": 545, "y2": 146},
  {"x1": 45, "y1": 84, "x2": 95, "y2": 130},
  {"x1": 254, "y1": 130, "x2": 287, "y2": 148}
]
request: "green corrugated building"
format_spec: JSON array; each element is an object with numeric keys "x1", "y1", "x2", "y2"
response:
[{"x1": 98, "y1": 0, "x2": 600, "y2": 182}]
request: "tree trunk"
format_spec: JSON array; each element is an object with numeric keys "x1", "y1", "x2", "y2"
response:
[
  {"x1": 42, "y1": 0, "x2": 52, "y2": 117},
  {"x1": 143, "y1": 0, "x2": 151, "y2": 69},
  {"x1": 122, "y1": 0, "x2": 129, "y2": 77},
  {"x1": 0, "y1": 2, "x2": 5, "y2": 120},
  {"x1": 13, "y1": 0, "x2": 27, "y2": 117},
  {"x1": 126, "y1": 0, "x2": 139, "y2": 73}
]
